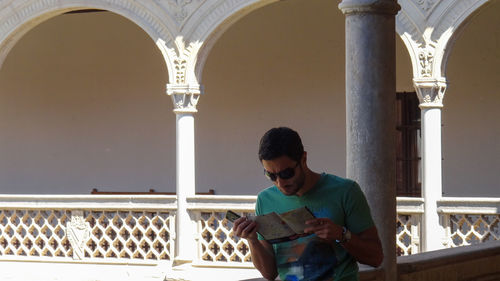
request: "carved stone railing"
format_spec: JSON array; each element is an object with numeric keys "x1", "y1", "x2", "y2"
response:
[
  {"x1": 0, "y1": 195, "x2": 177, "y2": 264},
  {"x1": 1, "y1": 195, "x2": 499, "y2": 269},
  {"x1": 187, "y1": 195, "x2": 256, "y2": 267},
  {"x1": 396, "y1": 197, "x2": 424, "y2": 256},
  {"x1": 438, "y1": 197, "x2": 500, "y2": 248}
]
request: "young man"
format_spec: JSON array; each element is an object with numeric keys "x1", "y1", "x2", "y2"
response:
[{"x1": 233, "y1": 127, "x2": 383, "y2": 281}]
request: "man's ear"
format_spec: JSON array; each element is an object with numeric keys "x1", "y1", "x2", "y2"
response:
[{"x1": 301, "y1": 151, "x2": 307, "y2": 166}]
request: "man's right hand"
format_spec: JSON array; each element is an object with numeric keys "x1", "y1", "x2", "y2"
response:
[
  {"x1": 232, "y1": 216, "x2": 278, "y2": 280},
  {"x1": 233, "y1": 216, "x2": 259, "y2": 242}
]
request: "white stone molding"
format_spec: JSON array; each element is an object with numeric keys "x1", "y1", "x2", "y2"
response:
[
  {"x1": 154, "y1": 0, "x2": 208, "y2": 29},
  {"x1": 338, "y1": 0, "x2": 401, "y2": 15},
  {"x1": 0, "y1": 0, "x2": 179, "y2": 73},
  {"x1": 396, "y1": 0, "x2": 490, "y2": 80},
  {"x1": 167, "y1": 83, "x2": 202, "y2": 113},
  {"x1": 413, "y1": 77, "x2": 447, "y2": 107},
  {"x1": 181, "y1": 0, "x2": 277, "y2": 83},
  {"x1": 66, "y1": 210, "x2": 91, "y2": 260},
  {"x1": 431, "y1": 0, "x2": 491, "y2": 78},
  {"x1": 413, "y1": 0, "x2": 439, "y2": 16}
]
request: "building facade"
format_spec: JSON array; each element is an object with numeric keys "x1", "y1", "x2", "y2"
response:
[{"x1": 0, "y1": 0, "x2": 498, "y2": 280}]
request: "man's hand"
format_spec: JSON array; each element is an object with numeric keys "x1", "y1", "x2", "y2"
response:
[
  {"x1": 305, "y1": 218, "x2": 383, "y2": 267},
  {"x1": 232, "y1": 216, "x2": 278, "y2": 280},
  {"x1": 304, "y1": 218, "x2": 343, "y2": 242},
  {"x1": 233, "y1": 217, "x2": 259, "y2": 242}
]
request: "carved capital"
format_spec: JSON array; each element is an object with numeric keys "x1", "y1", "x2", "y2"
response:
[
  {"x1": 167, "y1": 84, "x2": 202, "y2": 113},
  {"x1": 413, "y1": 77, "x2": 447, "y2": 108},
  {"x1": 66, "y1": 210, "x2": 90, "y2": 260},
  {"x1": 339, "y1": 0, "x2": 400, "y2": 15}
]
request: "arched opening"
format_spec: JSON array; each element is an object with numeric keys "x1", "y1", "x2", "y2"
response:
[
  {"x1": 0, "y1": 11, "x2": 173, "y2": 194},
  {"x1": 442, "y1": 1, "x2": 500, "y2": 197},
  {"x1": 198, "y1": 0, "x2": 345, "y2": 195},
  {"x1": 198, "y1": 0, "x2": 413, "y2": 196}
]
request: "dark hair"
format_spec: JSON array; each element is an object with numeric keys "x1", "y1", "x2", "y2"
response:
[{"x1": 258, "y1": 127, "x2": 304, "y2": 162}]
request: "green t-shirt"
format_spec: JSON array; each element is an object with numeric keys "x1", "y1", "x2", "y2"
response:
[{"x1": 255, "y1": 173, "x2": 375, "y2": 281}]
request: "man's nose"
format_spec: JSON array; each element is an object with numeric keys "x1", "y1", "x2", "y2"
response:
[{"x1": 276, "y1": 177, "x2": 287, "y2": 186}]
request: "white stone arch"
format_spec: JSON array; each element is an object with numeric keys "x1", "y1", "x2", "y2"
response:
[
  {"x1": 0, "y1": 0, "x2": 179, "y2": 83},
  {"x1": 176, "y1": 0, "x2": 279, "y2": 85},
  {"x1": 396, "y1": 0, "x2": 491, "y2": 81},
  {"x1": 432, "y1": 0, "x2": 491, "y2": 79}
]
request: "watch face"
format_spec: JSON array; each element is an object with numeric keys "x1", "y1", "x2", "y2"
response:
[{"x1": 345, "y1": 229, "x2": 352, "y2": 241}]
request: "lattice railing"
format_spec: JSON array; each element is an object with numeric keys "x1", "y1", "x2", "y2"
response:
[
  {"x1": 396, "y1": 197, "x2": 424, "y2": 256},
  {"x1": 0, "y1": 209, "x2": 174, "y2": 261},
  {"x1": 0, "y1": 209, "x2": 72, "y2": 258},
  {"x1": 189, "y1": 196, "x2": 425, "y2": 267},
  {"x1": 396, "y1": 214, "x2": 421, "y2": 256},
  {"x1": 2, "y1": 195, "x2": 499, "y2": 267},
  {"x1": 439, "y1": 198, "x2": 500, "y2": 248},
  {"x1": 197, "y1": 210, "x2": 253, "y2": 264},
  {"x1": 0, "y1": 195, "x2": 176, "y2": 264},
  {"x1": 445, "y1": 214, "x2": 500, "y2": 247},
  {"x1": 187, "y1": 195, "x2": 256, "y2": 266},
  {"x1": 194, "y1": 210, "x2": 423, "y2": 263},
  {"x1": 83, "y1": 210, "x2": 172, "y2": 260}
]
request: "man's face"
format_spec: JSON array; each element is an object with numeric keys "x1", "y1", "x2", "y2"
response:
[{"x1": 262, "y1": 155, "x2": 305, "y2": 196}]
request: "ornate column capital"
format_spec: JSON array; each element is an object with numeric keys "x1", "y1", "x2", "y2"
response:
[
  {"x1": 339, "y1": 0, "x2": 400, "y2": 15},
  {"x1": 413, "y1": 77, "x2": 447, "y2": 108},
  {"x1": 167, "y1": 84, "x2": 203, "y2": 114}
]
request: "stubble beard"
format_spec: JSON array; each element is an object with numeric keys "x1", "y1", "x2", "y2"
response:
[{"x1": 281, "y1": 167, "x2": 306, "y2": 196}]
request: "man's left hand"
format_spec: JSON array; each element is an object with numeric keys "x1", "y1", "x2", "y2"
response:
[{"x1": 304, "y1": 218, "x2": 343, "y2": 242}]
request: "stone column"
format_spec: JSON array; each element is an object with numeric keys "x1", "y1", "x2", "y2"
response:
[
  {"x1": 414, "y1": 77, "x2": 447, "y2": 252},
  {"x1": 167, "y1": 83, "x2": 201, "y2": 265},
  {"x1": 339, "y1": 1, "x2": 400, "y2": 280}
]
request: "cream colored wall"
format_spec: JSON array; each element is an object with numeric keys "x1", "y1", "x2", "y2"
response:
[
  {"x1": 199, "y1": 0, "x2": 347, "y2": 195},
  {"x1": 442, "y1": 1, "x2": 500, "y2": 197},
  {"x1": 0, "y1": 0, "x2": 497, "y2": 196},
  {"x1": 0, "y1": 12, "x2": 174, "y2": 194}
]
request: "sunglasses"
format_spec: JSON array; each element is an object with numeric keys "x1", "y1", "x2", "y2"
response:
[{"x1": 264, "y1": 162, "x2": 300, "y2": 181}]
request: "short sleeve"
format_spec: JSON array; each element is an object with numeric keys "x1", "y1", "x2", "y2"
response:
[
  {"x1": 255, "y1": 195, "x2": 265, "y2": 240},
  {"x1": 343, "y1": 181, "x2": 375, "y2": 234}
]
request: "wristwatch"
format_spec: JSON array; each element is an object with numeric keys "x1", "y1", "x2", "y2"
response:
[{"x1": 336, "y1": 226, "x2": 351, "y2": 244}]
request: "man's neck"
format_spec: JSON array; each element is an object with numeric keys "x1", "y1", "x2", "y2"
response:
[{"x1": 296, "y1": 170, "x2": 321, "y2": 196}]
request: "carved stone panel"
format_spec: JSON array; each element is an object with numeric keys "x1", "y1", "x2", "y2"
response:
[
  {"x1": 154, "y1": 0, "x2": 207, "y2": 28},
  {"x1": 66, "y1": 210, "x2": 91, "y2": 260},
  {"x1": 412, "y1": 0, "x2": 439, "y2": 18},
  {"x1": 418, "y1": 49, "x2": 434, "y2": 77}
]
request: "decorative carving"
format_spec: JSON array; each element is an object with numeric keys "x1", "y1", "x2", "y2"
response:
[
  {"x1": 413, "y1": 77, "x2": 447, "y2": 107},
  {"x1": 414, "y1": 0, "x2": 437, "y2": 12},
  {"x1": 167, "y1": 84, "x2": 201, "y2": 113},
  {"x1": 174, "y1": 58, "x2": 187, "y2": 84},
  {"x1": 66, "y1": 210, "x2": 91, "y2": 260},
  {"x1": 190, "y1": 0, "x2": 252, "y2": 40},
  {"x1": 153, "y1": 0, "x2": 206, "y2": 28},
  {"x1": 0, "y1": 0, "x2": 174, "y2": 65},
  {"x1": 168, "y1": 0, "x2": 193, "y2": 23},
  {"x1": 418, "y1": 49, "x2": 434, "y2": 77}
]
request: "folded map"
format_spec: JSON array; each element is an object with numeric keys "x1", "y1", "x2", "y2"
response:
[{"x1": 226, "y1": 206, "x2": 315, "y2": 244}]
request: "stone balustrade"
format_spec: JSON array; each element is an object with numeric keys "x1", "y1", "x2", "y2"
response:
[{"x1": 0, "y1": 194, "x2": 499, "y2": 280}]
